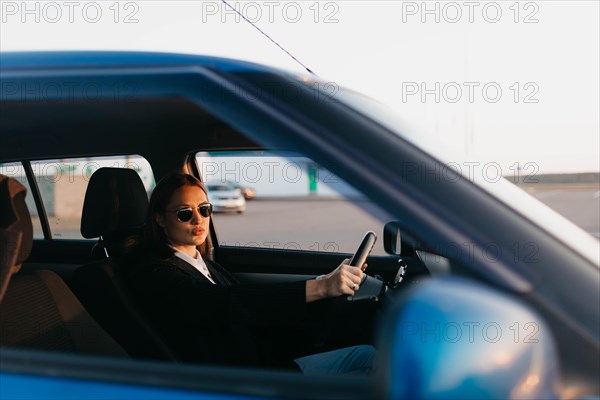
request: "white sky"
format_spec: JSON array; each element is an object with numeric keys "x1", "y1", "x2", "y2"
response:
[{"x1": 1, "y1": 0, "x2": 598, "y2": 174}]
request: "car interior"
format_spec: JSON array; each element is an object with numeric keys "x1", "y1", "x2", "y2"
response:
[{"x1": 0, "y1": 97, "x2": 433, "y2": 379}]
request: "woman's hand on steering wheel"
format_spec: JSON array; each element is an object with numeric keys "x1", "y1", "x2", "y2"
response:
[
  {"x1": 305, "y1": 257, "x2": 368, "y2": 303},
  {"x1": 320, "y1": 259, "x2": 365, "y2": 297}
]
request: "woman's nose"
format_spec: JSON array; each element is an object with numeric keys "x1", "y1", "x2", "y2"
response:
[{"x1": 190, "y1": 207, "x2": 203, "y2": 223}]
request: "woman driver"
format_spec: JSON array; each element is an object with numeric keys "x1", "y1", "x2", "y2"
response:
[{"x1": 129, "y1": 172, "x2": 375, "y2": 374}]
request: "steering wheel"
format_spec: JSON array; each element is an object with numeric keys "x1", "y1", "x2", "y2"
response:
[
  {"x1": 347, "y1": 231, "x2": 377, "y2": 270},
  {"x1": 313, "y1": 232, "x2": 388, "y2": 346},
  {"x1": 346, "y1": 231, "x2": 387, "y2": 302}
]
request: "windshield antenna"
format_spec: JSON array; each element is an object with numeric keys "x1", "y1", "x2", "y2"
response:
[{"x1": 220, "y1": 0, "x2": 317, "y2": 76}]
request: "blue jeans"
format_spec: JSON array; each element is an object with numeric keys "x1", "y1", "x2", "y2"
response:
[{"x1": 293, "y1": 345, "x2": 375, "y2": 376}]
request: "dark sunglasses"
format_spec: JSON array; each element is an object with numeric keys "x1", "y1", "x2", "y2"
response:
[{"x1": 170, "y1": 203, "x2": 213, "y2": 222}]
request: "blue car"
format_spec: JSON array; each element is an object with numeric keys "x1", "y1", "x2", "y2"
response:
[{"x1": 0, "y1": 51, "x2": 598, "y2": 399}]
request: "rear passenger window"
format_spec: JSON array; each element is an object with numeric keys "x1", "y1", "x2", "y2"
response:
[
  {"x1": 30, "y1": 156, "x2": 155, "y2": 239},
  {"x1": 0, "y1": 162, "x2": 44, "y2": 238}
]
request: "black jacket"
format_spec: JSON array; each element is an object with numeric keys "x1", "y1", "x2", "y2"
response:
[{"x1": 128, "y1": 254, "x2": 308, "y2": 369}]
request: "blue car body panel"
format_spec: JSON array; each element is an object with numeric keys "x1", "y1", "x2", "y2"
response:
[
  {"x1": 0, "y1": 51, "x2": 292, "y2": 74},
  {"x1": 1, "y1": 372, "x2": 256, "y2": 400}
]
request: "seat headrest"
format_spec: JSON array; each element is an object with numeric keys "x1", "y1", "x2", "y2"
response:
[
  {"x1": 0, "y1": 174, "x2": 33, "y2": 301},
  {"x1": 81, "y1": 168, "x2": 148, "y2": 239}
]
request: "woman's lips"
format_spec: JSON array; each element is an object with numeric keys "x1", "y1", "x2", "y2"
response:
[{"x1": 192, "y1": 228, "x2": 204, "y2": 236}]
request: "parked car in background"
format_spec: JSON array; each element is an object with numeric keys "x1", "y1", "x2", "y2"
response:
[
  {"x1": 205, "y1": 181, "x2": 247, "y2": 213},
  {"x1": 230, "y1": 181, "x2": 256, "y2": 200}
]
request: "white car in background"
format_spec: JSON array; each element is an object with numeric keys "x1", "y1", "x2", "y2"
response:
[{"x1": 205, "y1": 181, "x2": 246, "y2": 213}]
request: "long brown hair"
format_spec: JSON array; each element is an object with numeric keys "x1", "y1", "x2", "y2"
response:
[{"x1": 145, "y1": 173, "x2": 210, "y2": 258}]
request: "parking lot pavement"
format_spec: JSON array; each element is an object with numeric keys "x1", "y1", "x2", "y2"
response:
[
  {"x1": 212, "y1": 199, "x2": 390, "y2": 255},
  {"x1": 529, "y1": 189, "x2": 600, "y2": 238}
]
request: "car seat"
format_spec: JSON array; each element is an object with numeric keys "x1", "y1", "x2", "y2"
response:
[
  {"x1": 0, "y1": 174, "x2": 127, "y2": 357},
  {"x1": 72, "y1": 167, "x2": 178, "y2": 361}
]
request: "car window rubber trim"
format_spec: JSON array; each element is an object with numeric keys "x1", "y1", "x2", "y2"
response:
[{"x1": 22, "y1": 160, "x2": 52, "y2": 240}]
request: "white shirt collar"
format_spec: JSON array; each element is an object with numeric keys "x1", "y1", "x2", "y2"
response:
[{"x1": 171, "y1": 246, "x2": 216, "y2": 284}]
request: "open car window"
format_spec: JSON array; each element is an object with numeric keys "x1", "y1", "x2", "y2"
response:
[{"x1": 195, "y1": 151, "x2": 394, "y2": 255}]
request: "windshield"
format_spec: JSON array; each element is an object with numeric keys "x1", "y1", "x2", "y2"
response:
[{"x1": 311, "y1": 83, "x2": 600, "y2": 266}]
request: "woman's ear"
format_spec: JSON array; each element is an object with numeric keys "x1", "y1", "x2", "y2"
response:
[{"x1": 155, "y1": 213, "x2": 166, "y2": 229}]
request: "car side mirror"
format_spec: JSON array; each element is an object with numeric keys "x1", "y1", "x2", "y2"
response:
[
  {"x1": 375, "y1": 277, "x2": 560, "y2": 399},
  {"x1": 383, "y1": 221, "x2": 417, "y2": 256}
]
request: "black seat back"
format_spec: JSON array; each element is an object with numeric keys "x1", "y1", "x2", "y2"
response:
[{"x1": 73, "y1": 168, "x2": 177, "y2": 361}]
